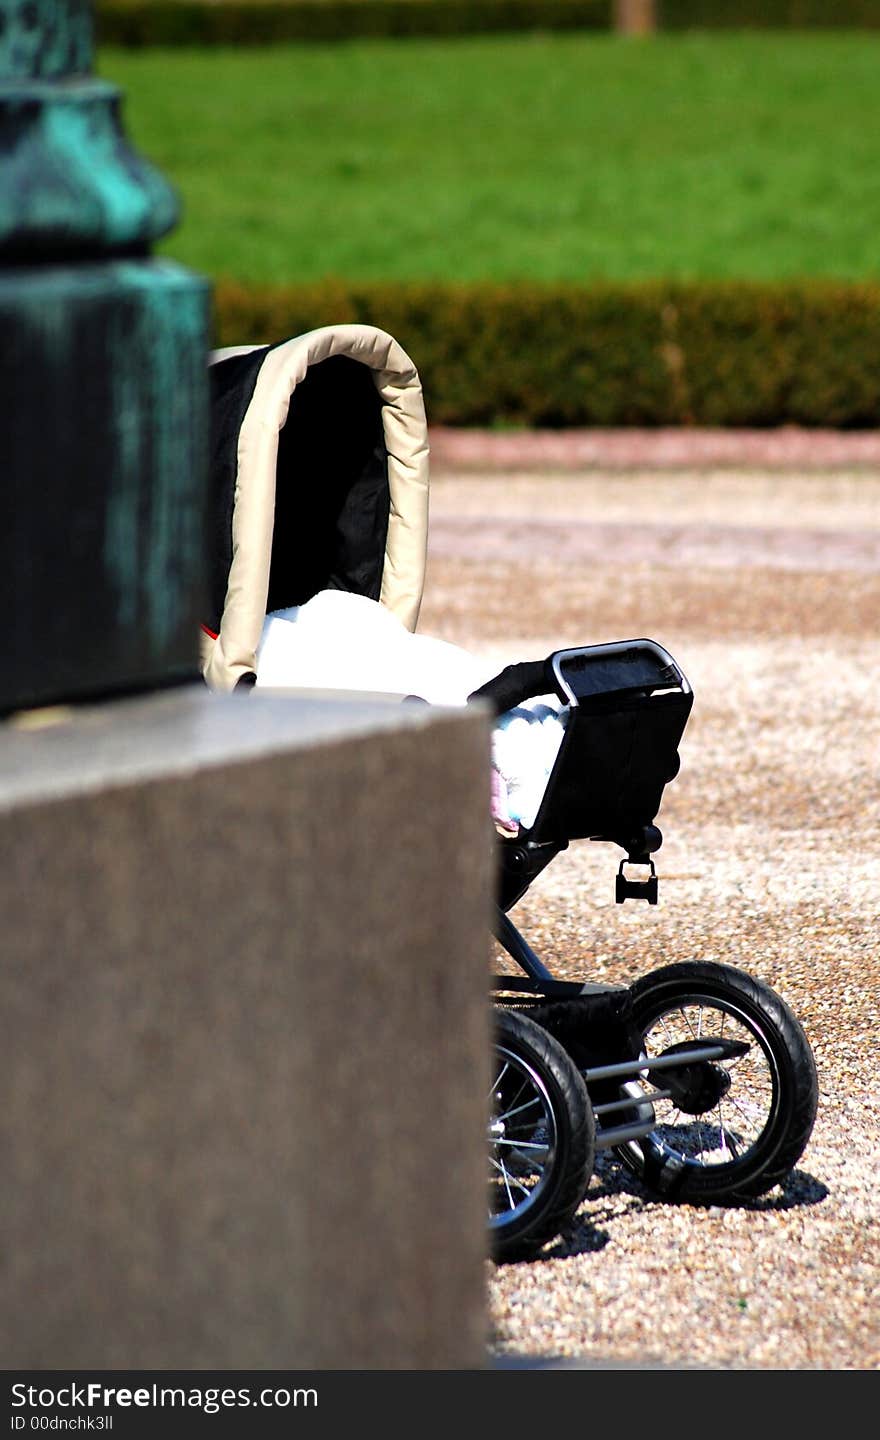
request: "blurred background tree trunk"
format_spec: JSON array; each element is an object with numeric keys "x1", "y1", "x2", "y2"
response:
[{"x1": 614, "y1": 0, "x2": 657, "y2": 34}]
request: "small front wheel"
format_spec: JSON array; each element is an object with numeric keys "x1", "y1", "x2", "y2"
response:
[
  {"x1": 615, "y1": 962, "x2": 818, "y2": 1203},
  {"x1": 489, "y1": 1007, "x2": 595, "y2": 1262}
]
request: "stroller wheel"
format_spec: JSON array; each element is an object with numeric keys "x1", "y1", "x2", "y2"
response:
[
  {"x1": 489, "y1": 1008, "x2": 595, "y2": 1263},
  {"x1": 614, "y1": 962, "x2": 818, "y2": 1203}
]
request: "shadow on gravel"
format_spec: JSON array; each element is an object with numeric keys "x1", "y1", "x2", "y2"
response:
[
  {"x1": 536, "y1": 1161, "x2": 831, "y2": 1261},
  {"x1": 741, "y1": 1170, "x2": 829, "y2": 1210},
  {"x1": 588, "y1": 1153, "x2": 829, "y2": 1211},
  {"x1": 543, "y1": 1223, "x2": 613, "y2": 1262},
  {"x1": 489, "y1": 1169, "x2": 830, "y2": 1271}
]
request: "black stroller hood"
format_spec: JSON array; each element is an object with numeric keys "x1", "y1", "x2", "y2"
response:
[{"x1": 203, "y1": 325, "x2": 430, "y2": 692}]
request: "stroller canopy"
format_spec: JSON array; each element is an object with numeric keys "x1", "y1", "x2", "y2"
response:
[{"x1": 203, "y1": 324, "x2": 430, "y2": 691}]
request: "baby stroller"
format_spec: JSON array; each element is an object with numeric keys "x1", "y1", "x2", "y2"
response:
[{"x1": 205, "y1": 325, "x2": 819, "y2": 1265}]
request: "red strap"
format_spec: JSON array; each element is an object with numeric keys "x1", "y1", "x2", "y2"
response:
[{"x1": 200, "y1": 624, "x2": 218, "y2": 640}]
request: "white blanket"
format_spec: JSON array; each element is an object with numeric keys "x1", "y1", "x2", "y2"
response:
[
  {"x1": 492, "y1": 701, "x2": 566, "y2": 832},
  {"x1": 256, "y1": 591, "x2": 488, "y2": 704},
  {"x1": 255, "y1": 591, "x2": 566, "y2": 832}
]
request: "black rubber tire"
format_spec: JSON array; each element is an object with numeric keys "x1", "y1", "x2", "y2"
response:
[
  {"x1": 615, "y1": 961, "x2": 818, "y2": 1203},
  {"x1": 489, "y1": 1007, "x2": 595, "y2": 1263}
]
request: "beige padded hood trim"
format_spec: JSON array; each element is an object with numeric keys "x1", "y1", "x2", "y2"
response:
[{"x1": 202, "y1": 325, "x2": 430, "y2": 692}]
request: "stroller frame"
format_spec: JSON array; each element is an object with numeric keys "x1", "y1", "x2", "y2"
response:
[
  {"x1": 205, "y1": 326, "x2": 819, "y2": 1266},
  {"x1": 482, "y1": 639, "x2": 818, "y2": 1262},
  {"x1": 489, "y1": 637, "x2": 699, "y2": 1152},
  {"x1": 489, "y1": 636, "x2": 728, "y2": 1152},
  {"x1": 492, "y1": 932, "x2": 738, "y2": 1154}
]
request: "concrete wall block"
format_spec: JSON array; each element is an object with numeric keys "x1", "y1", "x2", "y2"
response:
[{"x1": 1, "y1": 688, "x2": 493, "y2": 1368}]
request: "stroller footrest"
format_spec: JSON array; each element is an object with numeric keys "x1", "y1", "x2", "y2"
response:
[{"x1": 616, "y1": 860, "x2": 658, "y2": 904}]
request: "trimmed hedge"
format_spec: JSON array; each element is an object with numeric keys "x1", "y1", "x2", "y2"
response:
[
  {"x1": 211, "y1": 278, "x2": 880, "y2": 428},
  {"x1": 96, "y1": 0, "x2": 880, "y2": 47},
  {"x1": 96, "y1": 1, "x2": 611, "y2": 47},
  {"x1": 661, "y1": 2, "x2": 880, "y2": 30}
]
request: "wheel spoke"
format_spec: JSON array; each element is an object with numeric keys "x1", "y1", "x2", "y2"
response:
[
  {"x1": 490, "y1": 1153, "x2": 531, "y2": 1204},
  {"x1": 490, "y1": 1012, "x2": 601, "y2": 1260},
  {"x1": 715, "y1": 1108, "x2": 729, "y2": 1159},
  {"x1": 495, "y1": 1094, "x2": 544, "y2": 1126},
  {"x1": 490, "y1": 1060, "x2": 510, "y2": 1100},
  {"x1": 489, "y1": 1027, "x2": 573, "y2": 1242},
  {"x1": 493, "y1": 1137, "x2": 550, "y2": 1153},
  {"x1": 727, "y1": 1092, "x2": 765, "y2": 1132},
  {"x1": 718, "y1": 1112, "x2": 742, "y2": 1160},
  {"x1": 640, "y1": 1000, "x2": 778, "y2": 1165},
  {"x1": 614, "y1": 970, "x2": 815, "y2": 1205}
]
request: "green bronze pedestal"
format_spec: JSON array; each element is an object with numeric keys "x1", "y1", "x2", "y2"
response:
[{"x1": 0, "y1": 0, "x2": 210, "y2": 712}]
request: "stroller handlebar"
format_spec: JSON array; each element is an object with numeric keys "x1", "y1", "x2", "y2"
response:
[{"x1": 467, "y1": 659, "x2": 564, "y2": 716}]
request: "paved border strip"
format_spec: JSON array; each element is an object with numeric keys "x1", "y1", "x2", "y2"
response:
[{"x1": 428, "y1": 426, "x2": 880, "y2": 472}]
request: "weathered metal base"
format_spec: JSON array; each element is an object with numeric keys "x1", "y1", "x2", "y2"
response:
[{"x1": 0, "y1": 258, "x2": 210, "y2": 714}]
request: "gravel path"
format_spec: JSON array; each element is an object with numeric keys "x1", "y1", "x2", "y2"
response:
[{"x1": 419, "y1": 443, "x2": 880, "y2": 1371}]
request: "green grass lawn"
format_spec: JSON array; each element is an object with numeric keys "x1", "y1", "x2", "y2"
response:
[{"x1": 98, "y1": 32, "x2": 880, "y2": 284}]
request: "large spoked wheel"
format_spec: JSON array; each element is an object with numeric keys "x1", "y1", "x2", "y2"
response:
[
  {"x1": 489, "y1": 1007, "x2": 595, "y2": 1263},
  {"x1": 614, "y1": 962, "x2": 818, "y2": 1204}
]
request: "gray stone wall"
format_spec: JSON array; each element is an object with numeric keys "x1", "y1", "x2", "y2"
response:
[{"x1": 1, "y1": 688, "x2": 492, "y2": 1369}]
